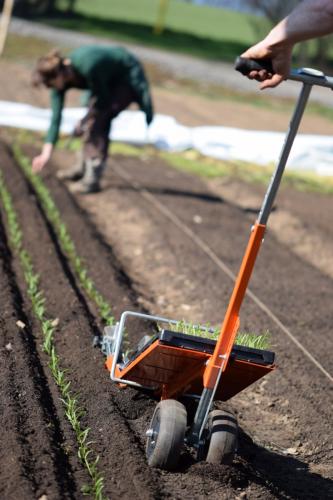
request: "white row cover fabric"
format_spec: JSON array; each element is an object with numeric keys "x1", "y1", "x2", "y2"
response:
[{"x1": 1, "y1": 100, "x2": 333, "y2": 176}]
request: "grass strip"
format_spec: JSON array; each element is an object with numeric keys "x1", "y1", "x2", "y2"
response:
[
  {"x1": 64, "y1": 136, "x2": 332, "y2": 195},
  {"x1": 12, "y1": 123, "x2": 333, "y2": 195},
  {"x1": 58, "y1": 136, "x2": 333, "y2": 194},
  {"x1": 161, "y1": 150, "x2": 333, "y2": 194},
  {"x1": 13, "y1": 142, "x2": 115, "y2": 327},
  {"x1": 0, "y1": 170, "x2": 106, "y2": 499}
]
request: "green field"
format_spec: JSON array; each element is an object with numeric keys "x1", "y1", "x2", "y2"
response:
[
  {"x1": 69, "y1": 0, "x2": 260, "y2": 43},
  {"x1": 51, "y1": 0, "x2": 269, "y2": 61}
]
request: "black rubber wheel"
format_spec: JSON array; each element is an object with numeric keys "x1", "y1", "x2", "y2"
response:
[
  {"x1": 206, "y1": 409, "x2": 238, "y2": 464},
  {"x1": 146, "y1": 399, "x2": 187, "y2": 470}
]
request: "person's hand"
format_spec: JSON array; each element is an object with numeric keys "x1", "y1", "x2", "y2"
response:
[
  {"x1": 32, "y1": 143, "x2": 53, "y2": 173},
  {"x1": 32, "y1": 154, "x2": 49, "y2": 172},
  {"x1": 241, "y1": 39, "x2": 293, "y2": 90}
]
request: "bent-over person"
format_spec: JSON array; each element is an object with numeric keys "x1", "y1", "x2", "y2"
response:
[{"x1": 32, "y1": 45, "x2": 154, "y2": 193}]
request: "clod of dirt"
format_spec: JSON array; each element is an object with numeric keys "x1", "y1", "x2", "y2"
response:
[{"x1": 51, "y1": 318, "x2": 59, "y2": 327}]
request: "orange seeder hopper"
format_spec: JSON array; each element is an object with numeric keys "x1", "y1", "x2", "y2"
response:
[
  {"x1": 105, "y1": 322, "x2": 275, "y2": 402},
  {"x1": 102, "y1": 59, "x2": 333, "y2": 470}
]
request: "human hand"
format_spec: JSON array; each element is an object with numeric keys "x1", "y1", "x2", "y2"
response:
[
  {"x1": 32, "y1": 143, "x2": 53, "y2": 173},
  {"x1": 241, "y1": 39, "x2": 293, "y2": 89},
  {"x1": 32, "y1": 154, "x2": 48, "y2": 172}
]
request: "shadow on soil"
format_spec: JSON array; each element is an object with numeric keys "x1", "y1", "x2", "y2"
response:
[
  {"x1": 35, "y1": 11, "x2": 248, "y2": 62},
  {"x1": 108, "y1": 181, "x2": 224, "y2": 204},
  {"x1": 153, "y1": 186, "x2": 272, "y2": 215},
  {"x1": 104, "y1": 180, "x2": 266, "y2": 215},
  {"x1": 236, "y1": 429, "x2": 333, "y2": 499},
  {"x1": 171, "y1": 427, "x2": 332, "y2": 499}
]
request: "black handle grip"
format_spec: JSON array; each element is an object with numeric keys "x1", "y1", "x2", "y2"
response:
[{"x1": 234, "y1": 56, "x2": 274, "y2": 76}]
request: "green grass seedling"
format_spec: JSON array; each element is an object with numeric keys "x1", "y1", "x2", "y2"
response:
[{"x1": 166, "y1": 320, "x2": 271, "y2": 350}]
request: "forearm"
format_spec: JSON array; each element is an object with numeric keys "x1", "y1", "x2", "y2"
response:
[
  {"x1": 41, "y1": 142, "x2": 54, "y2": 159},
  {"x1": 265, "y1": 0, "x2": 333, "y2": 50}
]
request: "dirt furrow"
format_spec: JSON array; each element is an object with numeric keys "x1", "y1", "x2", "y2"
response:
[{"x1": 0, "y1": 212, "x2": 79, "y2": 500}]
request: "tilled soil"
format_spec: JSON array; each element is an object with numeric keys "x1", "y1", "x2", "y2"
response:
[{"x1": 0, "y1": 137, "x2": 332, "y2": 499}]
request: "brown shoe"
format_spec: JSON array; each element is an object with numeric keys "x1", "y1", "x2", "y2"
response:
[
  {"x1": 76, "y1": 158, "x2": 105, "y2": 193},
  {"x1": 68, "y1": 180, "x2": 101, "y2": 194}
]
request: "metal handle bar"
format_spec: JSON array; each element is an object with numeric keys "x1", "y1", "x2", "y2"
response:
[
  {"x1": 234, "y1": 56, "x2": 333, "y2": 89},
  {"x1": 258, "y1": 81, "x2": 311, "y2": 224},
  {"x1": 289, "y1": 68, "x2": 333, "y2": 88}
]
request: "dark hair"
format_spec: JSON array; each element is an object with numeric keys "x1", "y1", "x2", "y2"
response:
[{"x1": 32, "y1": 49, "x2": 65, "y2": 87}]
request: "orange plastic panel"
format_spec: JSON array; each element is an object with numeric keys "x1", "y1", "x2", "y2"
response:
[{"x1": 113, "y1": 341, "x2": 209, "y2": 388}]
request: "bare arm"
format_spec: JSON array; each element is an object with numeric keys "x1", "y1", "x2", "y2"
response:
[{"x1": 241, "y1": 0, "x2": 333, "y2": 89}]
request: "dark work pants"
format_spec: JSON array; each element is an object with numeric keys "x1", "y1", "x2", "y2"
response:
[{"x1": 82, "y1": 85, "x2": 136, "y2": 163}]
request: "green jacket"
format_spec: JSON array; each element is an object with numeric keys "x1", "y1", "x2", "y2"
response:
[{"x1": 46, "y1": 45, "x2": 153, "y2": 144}]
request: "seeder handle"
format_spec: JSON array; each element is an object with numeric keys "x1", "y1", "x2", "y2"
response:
[
  {"x1": 234, "y1": 56, "x2": 273, "y2": 75},
  {"x1": 235, "y1": 56, "x2": 333, "y2": 88}
]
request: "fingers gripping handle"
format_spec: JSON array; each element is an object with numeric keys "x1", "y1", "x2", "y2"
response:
[
  {"x1": 235, "y1": 56, "x2": 333, "y2": 88},
  {"x1": 234, "y1": 56, "x2": 274, "y2": 76}
]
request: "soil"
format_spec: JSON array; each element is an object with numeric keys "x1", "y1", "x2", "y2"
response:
[{"x1": 0, "y1": 52, "x2": 333, "y2": 499}]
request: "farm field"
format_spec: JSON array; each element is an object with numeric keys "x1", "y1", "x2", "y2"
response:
[
  {"x1": 1, "y1": 33, "x2": 333, "y2": 500},
  {"x1": 1, "y1": 129, "x2": 333, "y2": 498}
]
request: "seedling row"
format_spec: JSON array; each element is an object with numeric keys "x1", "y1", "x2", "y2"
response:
[{"x1": 0, "y1": 170, "x2": 106, "y2": 500}]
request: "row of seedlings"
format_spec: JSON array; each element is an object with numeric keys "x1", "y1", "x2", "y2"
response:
[{"x1": 0, "y1": 170, "x2": 106, "y2": 500}]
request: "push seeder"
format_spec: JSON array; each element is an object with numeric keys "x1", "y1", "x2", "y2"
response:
[{"x1": 101, "y1": 59, "x2": 333, "y2": 470}]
